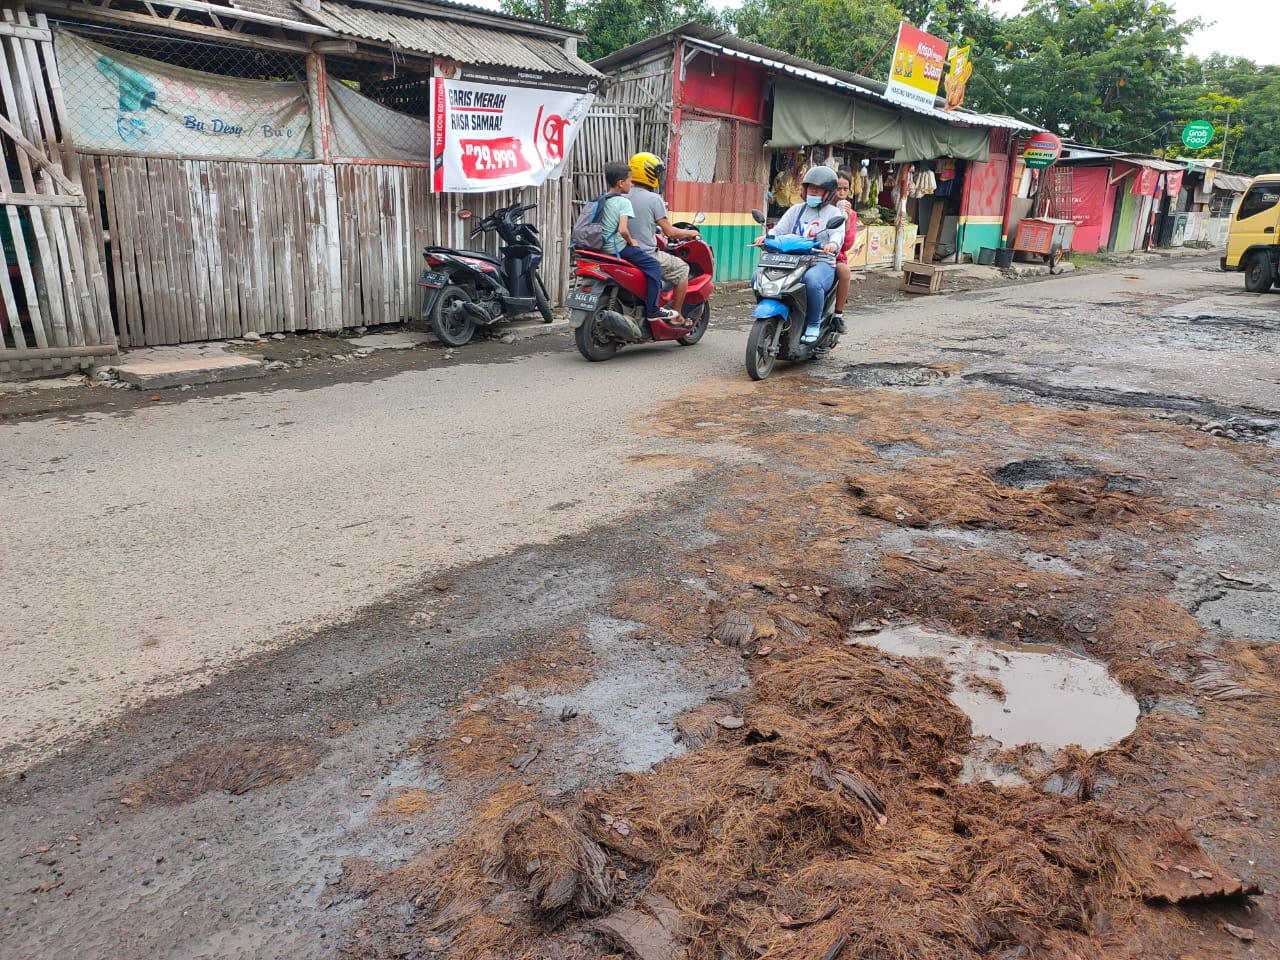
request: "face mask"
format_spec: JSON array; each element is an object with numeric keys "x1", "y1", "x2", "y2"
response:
[{"x1": 805, "y1": 195, "x2": 822, "y2": 208}]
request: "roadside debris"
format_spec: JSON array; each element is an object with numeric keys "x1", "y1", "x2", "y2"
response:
[
  {"x1": 340, "y1": 374, "x2": 1272, "y2": 959},
  {"x1": 120, "y1": 738, "x2": 321, "y2": 806}
]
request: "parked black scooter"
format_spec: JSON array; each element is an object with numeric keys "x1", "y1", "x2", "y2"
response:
[{"x1": 418, "y1": 202, "x2": 553, "y2": 346}]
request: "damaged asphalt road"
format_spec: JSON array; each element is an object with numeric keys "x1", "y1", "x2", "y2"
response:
[{"x1": 3, "y1": 256, "x2": 1279, "y2": 959}]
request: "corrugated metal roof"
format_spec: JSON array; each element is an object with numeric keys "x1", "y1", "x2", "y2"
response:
[
  {"x1": 1111, "y1": 154, "x2": 1185, "y2": 173},
  {"x1": 227, "y1": 0, "x2": 301, "y2": 20},
  {"x1": 1213, "y1": 173, "x2": 1251, "y2": 193},
  {"x1": 681, "y1": 37, "x2": 1037, "y2": 132},
  {"x1": 308, "y1": 1, "x2": 601, "y2": 76}
]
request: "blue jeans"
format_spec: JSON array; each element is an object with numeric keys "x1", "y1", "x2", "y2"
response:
[
  {"x1": 802, "y1": 261, "x2": 835, "y2": 328},
  {"x1": 620, "y1": 245, "x2": 663, "y2": 316}
]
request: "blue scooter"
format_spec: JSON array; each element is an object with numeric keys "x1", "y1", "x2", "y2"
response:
[{"x1": 744, "y1": 210, "x2": 846, "y2": 381}]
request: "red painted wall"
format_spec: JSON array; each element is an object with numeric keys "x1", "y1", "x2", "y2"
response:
[
  {"x1": 961, "y1": 154, "x2": 1008, "y2": 218},
  {"x1": 1064, "y1": 165, "x2": 1113, "y2": 254},
  {"x1": 679, "y1": 55, "x2": 766, "y2": 122}
]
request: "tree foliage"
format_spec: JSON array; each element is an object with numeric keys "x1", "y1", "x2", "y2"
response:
[
  {"x1": 498, "y1": 0, "x2": 725, "y2": 63},
  {"x1": 727, "y1": 0, "x2": 903, "y2": 76},
  {"x1": 1174, "y1": 56, "x2": 1280, "y2": 174},
  {"x1": 510, "y1": 0, "x2": 1280, "y2": 174},
  {"x1": 981, "y1": 1, "x2": 1199, "y2": 151}
]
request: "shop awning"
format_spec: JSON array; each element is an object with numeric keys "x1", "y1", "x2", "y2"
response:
[
  {"x1": 769, "y1": 78, "x2": 991, "y2": 162},
  {"x1": 1113, "y1": 155, "x2": 1185, "y2": 173},
  {"x1": 769, "y1": 79, "x2": 857, "y2": 147}
]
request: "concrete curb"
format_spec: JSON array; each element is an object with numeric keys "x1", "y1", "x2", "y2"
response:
[{"x1": 111, "y1": 346, "x2": 266, "y2": 390}]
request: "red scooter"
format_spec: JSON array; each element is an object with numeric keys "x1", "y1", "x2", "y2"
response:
[{"x1": 568, "y1": 218, "x2": 714, "y2": 361}]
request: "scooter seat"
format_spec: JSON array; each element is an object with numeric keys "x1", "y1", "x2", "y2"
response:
[
  {"x1": 573, "y1": 249, "x2": 628, "y2": 265},
  {"x1": 576, "y1": 250, "x2": 675, "y2": 292},
  {"x1": 426, "y1": 245, "x2": 500, "y2": 266}
]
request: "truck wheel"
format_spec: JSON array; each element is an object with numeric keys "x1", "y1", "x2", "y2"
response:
[{"x1": 1243, "y1": 252, "x2": 1274, "y2": 293}]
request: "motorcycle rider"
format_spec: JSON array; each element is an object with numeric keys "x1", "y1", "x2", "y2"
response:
[
  {"x1": 627, "y1": 152, "x2": 700, "y2": 321},
  {"x1": 598, "y1": 161, "x2": 679, "y2": 323},
  {"x1": 758, "y1": 166, "x2": 846, "y2": 343}
]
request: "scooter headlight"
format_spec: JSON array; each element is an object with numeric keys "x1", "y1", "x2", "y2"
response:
[{"x1": 758, "y1": 279, "x2": 782, "y2": 298}]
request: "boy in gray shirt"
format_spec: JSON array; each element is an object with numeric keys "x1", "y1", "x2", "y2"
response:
[{"x1": 628, "y1": 152, "x2": 700, "y2": 320}]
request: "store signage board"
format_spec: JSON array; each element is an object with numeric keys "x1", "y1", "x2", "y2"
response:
[
  {"x1": 884, "y1": 22, "x2": 948, "y2": 111},
  {"x1": 1181, "y1": 120, "x2": 1214, "y2": 149},
  {"x1": 1022, "y1": 131, "x2": 1063, "y2": 169}
]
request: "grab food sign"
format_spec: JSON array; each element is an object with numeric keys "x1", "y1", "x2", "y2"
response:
[
  {"x1": 1021, "y1": 131, "x2": 1063, "y2": 169},
  {"x1": 430, "y1": 69, "x2": 595, "y2": 193}
]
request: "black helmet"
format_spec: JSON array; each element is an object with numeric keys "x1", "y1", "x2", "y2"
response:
[{"x1": 800, "y1": 166, "x2": 838, "y2": 206}]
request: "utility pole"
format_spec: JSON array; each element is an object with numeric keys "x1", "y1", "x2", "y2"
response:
[{"x1": 1221, "y1": 110, "x2": 1230, "y2": 164}]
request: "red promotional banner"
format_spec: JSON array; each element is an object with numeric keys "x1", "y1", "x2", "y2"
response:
[
  {"x1": 1165, "y1": 169, "x2": 1185, "y2": 197},
  {"x1": 1131, "y1": 167, "x2": 1160, "y2": 196},
  {"x1": 432, "y1": 76, "x2": 447, "y2": 191},
  {"x1": 458, "y1": 137, "x2": 532, "y2": 179}
]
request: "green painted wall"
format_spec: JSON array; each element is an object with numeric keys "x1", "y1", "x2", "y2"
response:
[
  {"x1": 1115, "y1": 190, "x2": 1139, "y2": 253},
  {"x1": 959, "y1": 222, "x2": 1002, "y2": 258},
  {"x1": 694, "y1": 223, "x2": 761, "y2": 283}
]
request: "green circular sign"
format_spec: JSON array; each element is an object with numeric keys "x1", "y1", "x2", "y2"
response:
[{"x1": 1181, "y1": 120, "x2": 1214, "y2": 149}]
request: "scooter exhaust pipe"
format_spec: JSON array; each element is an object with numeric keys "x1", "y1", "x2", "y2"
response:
[
  {"x1": 599, "y1": 309, "x2": 643, "y2": 342},
  {"x1": 458, "y1": 302, "x2": 493, "y2": 324}
]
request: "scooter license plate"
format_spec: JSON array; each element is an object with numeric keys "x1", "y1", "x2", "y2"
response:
[
  {"x1": 758, "y1": 253, "x2": 801, "y2": 268},
  {"x1": 417, "y1": 270, "x2": 449, "y2": 288},
  {"x1": 566, "y1": 289, "x2": 600, "y2": 310}
]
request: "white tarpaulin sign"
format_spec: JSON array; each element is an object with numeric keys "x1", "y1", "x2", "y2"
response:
[
  {"x1": 430, "y1": 75, "x2": 593, "y2": 193},
  {"x1": 327, "y1": 78, "x2": 432, "y2": 161},
  {"x1": 54, "y1": 30, "x2": 313, "y2": 159}
]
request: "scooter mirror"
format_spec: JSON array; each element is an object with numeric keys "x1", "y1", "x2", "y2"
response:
[
  {"x1": 750, "y1": 209, "x2": 765, "y2": 224},
  {"x1": 458, "y1": 210, "x2": 473, "y2": 219},
  {"x1": 693, "y1": 212, "x2": 707, "y2": 224},
  {"x1": 826, "y1": 215, "x2": 847, "y2": 230}
]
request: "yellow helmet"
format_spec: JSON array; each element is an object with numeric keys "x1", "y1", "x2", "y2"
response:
[{"x1": 629, "y1": 152, "x2": 665, "y2": 189}]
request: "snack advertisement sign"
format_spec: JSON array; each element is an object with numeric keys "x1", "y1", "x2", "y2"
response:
[{"x1": 884, "y1": 21, "x2": 948, "y2": 110}]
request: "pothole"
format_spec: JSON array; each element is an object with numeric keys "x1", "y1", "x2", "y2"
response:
[
  {"x1": 1161, "y1": 310, "x2": 1279, "y2": 332},
  {"x1": 855, "y1": 624, "x2": 1138, "y2": 752},
  {"x1": 992, "y1": 457, "x2": 1149, "y2": 493},
  {"x1": 869, "y1": 440, "x2": 929, "y2": 460},
  {"x1": 841, "y1": 362, "x2": 951, "y2": 388},
  {"x1": 967, "y1": 372, "x2": 1280, "y2": 443}
]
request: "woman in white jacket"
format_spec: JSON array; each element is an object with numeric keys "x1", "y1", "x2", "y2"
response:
[{"x1": 763, "y1": 166, "x2": 846, "y2": 343}]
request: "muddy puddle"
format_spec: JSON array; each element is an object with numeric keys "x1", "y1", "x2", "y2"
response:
[{"x1": 856, "y1": 623, "x2": 1138, "y2": 753}]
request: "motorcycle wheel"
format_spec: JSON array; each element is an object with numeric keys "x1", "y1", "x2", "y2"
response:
[
  {"x1": 745, "y1": 317, "x2": 780, "y2": 381},
  {"x1": 533, "y1": 273, "x2": 553, "y2": 323},
  {"x1": 676, "y1": 302, "x2": 710, "y2": 346},
  {"x1": 574, "y1": 312, "x2": 618, "y2": 362},
  {"x1": 430, "y1": 285, "x2": 476, "y2": 347}
]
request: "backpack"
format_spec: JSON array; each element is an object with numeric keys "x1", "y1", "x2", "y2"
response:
[{"x1": 570, "y1": 191, "x2": 615, "y2": 251}]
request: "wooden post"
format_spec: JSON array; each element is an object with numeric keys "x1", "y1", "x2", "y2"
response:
[
  {"x1": 893, "y1": 163, "x2": 911, "y2": 270},
  {"x1": 666, "y1": 41, "x2": 683, "y2": 210},
  {"x1": 307, "y1": 50, "x2": 343, "y2": 330}
]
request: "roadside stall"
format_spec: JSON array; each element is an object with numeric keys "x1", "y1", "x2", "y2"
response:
[{"x1": 588, "y1": 24, "x2": 1031, "y2": 281}]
